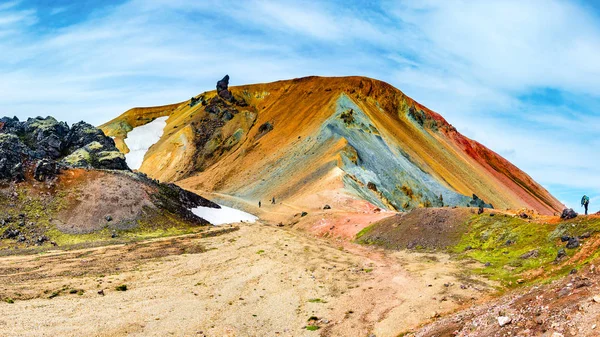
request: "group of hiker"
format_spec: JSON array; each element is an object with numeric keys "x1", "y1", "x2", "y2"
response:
[{"x1": 258, "y1": 197, "x2": 276, "y2": 208}]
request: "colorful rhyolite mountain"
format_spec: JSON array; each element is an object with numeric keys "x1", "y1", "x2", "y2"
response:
[{"x1": 101, "y1": 76, "x2": 563, "y2": 215}]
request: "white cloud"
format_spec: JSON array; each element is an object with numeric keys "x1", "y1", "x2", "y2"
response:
[{"x1": 0, "y1": 0, "x2": 599, "y2": 208}]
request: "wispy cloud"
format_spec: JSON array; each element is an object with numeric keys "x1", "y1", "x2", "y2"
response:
[{"x1": 0, "y1": 0, "x2": 599, "y2": 209}]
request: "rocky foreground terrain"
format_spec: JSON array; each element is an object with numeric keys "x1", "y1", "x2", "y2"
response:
[{"x1": 0, "y1": 116, "x2": 217, "y2": 250}]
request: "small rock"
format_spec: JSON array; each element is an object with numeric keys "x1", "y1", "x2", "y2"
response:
[
  {"x1": 105, "y1": 215, "x2": 112, "y2": 222},
  {"x1": 570, "y1": 268, "x2": 577, "y2": 275},
  {"x1": 560, "y1": 208, "x2": 577, "y2": 220},
  {"x1": 556, "y1": 248, "x2": 567, "y2": 260},
  {"x1": 560, "y1": 235, "x2": 571, "y2": 242},
  {"x1": 579, "y1": 232, "x2": 591, "y2": 239},
  {"x1": 323, "y1": 205, "x2": 331, "y2": 210},
  {"x1": 98, "y1": 290, "x2": 105, "y2": 296},
  {"x1": 497, "y1": 316, "x2": 512, "y2": 327},
  {"x1": 301, "y1": 212, "x2": 308, "y2": 217},
  {"x1": 566, "y1": 237, "x2": 580, "y2": 249},
  {"x1": 593, "y1": 295, "x2": 600, "y2": 303},
  {"x1": 484, "y1": 262, "x2": 492, "y2": 267}
]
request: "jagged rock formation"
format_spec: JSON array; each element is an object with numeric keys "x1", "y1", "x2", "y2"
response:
[
  {"x1": 0, "y1": 116, "x2": 219, "y2": 249},
  {"x1": 101, "y1": 76, "x2": 564, "y2": 214},
  {"x1": 0, "y1": 116, "x2": 127, "y2": 181}
]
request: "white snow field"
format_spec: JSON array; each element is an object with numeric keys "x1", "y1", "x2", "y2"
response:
[
  {"x1": 123, "y1": 116, "x2": 168, "y2": 170},
  {"x1": 192, "y1": 204, "x2": 258, "y2": 225}
]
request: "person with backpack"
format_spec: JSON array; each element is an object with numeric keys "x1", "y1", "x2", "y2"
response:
[{"x1": 581, "y1": 195, "x2": 590, "y2": 215}]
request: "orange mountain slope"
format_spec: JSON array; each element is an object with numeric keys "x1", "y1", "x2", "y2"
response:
[{"x1": 100, "y1": 76, "x2": 563, "y2": 215}]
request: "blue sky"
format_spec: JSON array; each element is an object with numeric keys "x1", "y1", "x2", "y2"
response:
[{"x1": 1, "y1": 0, "x2": 600, "y2": 211}]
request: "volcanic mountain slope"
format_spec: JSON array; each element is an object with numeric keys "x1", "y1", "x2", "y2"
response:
[
  {"x1": 0, "y1": 116, "x2": 218, "y2": 250},
  {"x1": 101, "y1": 76, "x2": 563, "y2": 215}
]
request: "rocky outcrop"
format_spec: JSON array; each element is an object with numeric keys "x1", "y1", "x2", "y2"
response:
[
  {"x1": 217, "y1": 74, "x2": 233, "y2": 101},
  {"x1": 0, "y1": 133, "x2": 29, "y2": 181},
  {"x1": 0, "y1": 116, "x2": 129, "y2": 181}
]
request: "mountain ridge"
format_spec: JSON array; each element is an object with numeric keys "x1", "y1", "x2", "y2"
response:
[{"x1": 101, "y1": 75, "x2": 563, "y2": 215}]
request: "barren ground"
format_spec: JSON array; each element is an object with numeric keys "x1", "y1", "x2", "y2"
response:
[{"x1": 0, "y1": 222, "x2": 493, "y2": 337}]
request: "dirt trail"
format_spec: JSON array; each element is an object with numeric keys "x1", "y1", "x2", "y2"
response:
[{"x1": 0, "y1": 223, "x2": 493, "y2": 337}]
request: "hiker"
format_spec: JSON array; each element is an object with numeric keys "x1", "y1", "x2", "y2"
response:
[
  {"x1": 258, "y1": 201, "x2": 261, "y2": 208},
  {"x1": 271, "y1": 197, "x2": 275, "y2": 204},
  {"x1": 581, "y1": 195, "x2": 590, "y2": 215}
]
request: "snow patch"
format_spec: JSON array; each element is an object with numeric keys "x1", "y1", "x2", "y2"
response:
[
  {"x1": 192, "y1": 204, "x2": 258, "y2": 225},
  {"x1": 124, "y1": 116, "x2": 168, "y2": 170}
]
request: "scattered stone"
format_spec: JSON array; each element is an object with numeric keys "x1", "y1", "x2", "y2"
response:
[
  {"x1": 484, "y1": 262, "x2": 492, "y2": 267},
  {"x1": 560, "y1": 208, "x2": 577, "y2": 220},
  {"x1": 323, "y1": 205, "x2": 331, "y2": 210},
  {"x1": 105, "y1": 215, "x2": 113, "y2": 222},
  {"x1": 579, "y1": 232, "x2": 591, "y2": 239},
  {"x1": 301, "y1": 212, "x2": 308, "y2": 217},
  {"x1": 566, "y1": 237, "x2": 580, "y2": 249},
  {"x1": 556, "y1": 248, "x2": 567, "y2": 260},
  {"x1": 97, "y1": 289, "x2": 105, "y2": 296},
  {"x1": 570, "y1": 268, "x2": 577, "y2": 275},
  {"x1": 593, "y1": 295, "x2": 600, "y2": 303},
  {"x1": 497, "y1": 316, "x2": 512, "y2": 327},
  {"x1": 560, "y1": 235, "x2": 571, "y2": 242},
  {"x1": 1, "y1": 228, "x2": 20, "y2": 239}
]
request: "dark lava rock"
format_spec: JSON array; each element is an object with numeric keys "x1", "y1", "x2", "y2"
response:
[
  {"x1": 556, "y1": 248, "x2": 567, "y2": 259},
  {"x1": 221, "y1": 110, "x2": 234, "y2": 121},
  {"x1": 301, "y1": 212, "x2": 308, "y2": 217},
  {"x1": 0, "y1": 116, "x2": 130, "y2": 181},
  {"x1": 190, "y1": 96, "x2": 201, "y2": 107},
  {"x1": 2, "y1": 228, "x2": 20, "y2": 239},
  {"x1": 258, "y1": 122, "x2": 274, "y2": 135},
  {"x1": 323, "y1": 205, "x2": 331, "y2": 210},
  {"x1": 0, "y1": 133, "x2": 30, "y2": 181},
  {"x1": 570, "y1": 269, "x2": 578, "y2": 274},
  {"x1": 24, "y1": 117, "x2": 69, "y2": 159},
  {"x1": 469, "y1": 194, "x2": 493, "y2": 209},
  {"x1": 216, "y1": 75, "x2": 233, "y2": 101},
  {"x1": 484, "y1": 262, "x2": 492, "y2": 267},
  {"x1": 67, "y1": 121, "x2": 116, "y2": 152},
  {"x1": 561, "y1": 235, "x2": 571, "y2": 242},
  {"x1": 105, "y1": 215, "x2": 113, "y2": 222},
  {"x1": 33, "y1": 159, "x2": 60, "y2": 182},
  {"x1": 566, "y1": 237, "x2": 580, "y2": 249},
  {"x1": 367, "y1": 182, "x2": 378, "y2": 192},
  {"x1": 36, "y1": 235, "x2": 48, "y2": 245},
  {"x1": 560, "y1": 208, "x2": 577, "y2": 220},
  {"x1": 504, "y1": 239, "x2": 515, "y2": 246}
]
